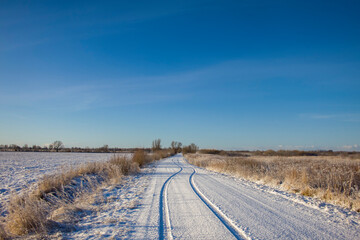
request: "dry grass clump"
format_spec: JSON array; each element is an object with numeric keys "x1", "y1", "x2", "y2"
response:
[
  {"x1": 35, "y1": 162, "x2": 103, "y2": 199},
  {"x1": 151, "y1": 149, "x2": 175, "y2": 161},
  {"x1": 7, "y1": 195, "x2": 50, "y2": 235},
  {"x1": 0, "y1": 224, "x2": 8, "y2": 240},
  {"x1": 108, "y1": 155, "x2": 139, "y2": 178},
  {"x1": 132, "y1": 149, "x2": 152, "y2": 167},
  {"x1": 186, "y1": 153, "x2": 360, "y2": 212},
  {"x1": 3, "y1": 154, "x2": 143, "y2": 237}
]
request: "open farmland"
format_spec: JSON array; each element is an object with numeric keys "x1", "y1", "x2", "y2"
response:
[{"x1": 0, "y1": 152, "x2": 128, "y2": 216}]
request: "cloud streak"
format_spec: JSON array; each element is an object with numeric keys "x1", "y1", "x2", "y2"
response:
[
  {"x1": 1, "y1": 57, "x2": 360, "y2": 113},
  {"x1": 300, "y1": 113, "x2": 360, "y2": 122}
]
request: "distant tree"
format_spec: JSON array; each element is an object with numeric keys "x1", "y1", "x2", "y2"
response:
[
  {"x1": 152, "y1": 139, "x2": 161, "y2": 151},
  {"x1": 189, "y1": 143, "x2": 198, "y2": 152},
  {"x1": 10, "y1": 144, "x2": 20, "y2": 151},
  {"x1": 101, "y1": 144, "x2": 109, "y2": 152},
  {"x1": 52, "y1": 141, "x2": 64, "y2": 152},
  {"x1": 34, "y1": 145, "x2": 42, "y2": 151},
  {"x1": 182, "y1": 143, "x2": 199, "y2": 154},
  {"x1": 171, "y1": 141, "x2": 182, "y2": 154}
]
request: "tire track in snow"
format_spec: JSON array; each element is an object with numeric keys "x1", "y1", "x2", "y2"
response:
[
  {"x1": 189, "y1": 168, "x2": 251, "y2": 240},
  {"x1": 159, "y1": 159, "x2": 183, "y2": 240}
]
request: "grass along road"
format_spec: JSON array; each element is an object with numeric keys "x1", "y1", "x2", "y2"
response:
[{"x1": 129, "y1": 154, "x2": 360, "y2": 240}]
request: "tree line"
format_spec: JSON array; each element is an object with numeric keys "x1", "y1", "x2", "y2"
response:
[
  {"x1": 152, "y1": 139, "x2": 198, "y2": 154},
  {"x1": 0, "y1": 139, "x2": 199, "y2": 154}
]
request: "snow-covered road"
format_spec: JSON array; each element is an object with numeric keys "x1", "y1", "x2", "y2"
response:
[{"x1": 130, "y1": 154, "x2": 360, "y2": 240}]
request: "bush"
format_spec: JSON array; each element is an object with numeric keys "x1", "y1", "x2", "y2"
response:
[{"x1": 132, "y1": 149, "x2": 152, "y2": 167}]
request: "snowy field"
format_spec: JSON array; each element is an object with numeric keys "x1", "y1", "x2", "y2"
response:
[
  {"x1": 1, "y1": 153, "x2": 359, "y2": 239},
  {"x1": 0, "y1": 152, "x2": 128, "y2": 216}
]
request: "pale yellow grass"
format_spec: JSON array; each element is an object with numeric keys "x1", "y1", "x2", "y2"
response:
[
  {"x1": 1, "y1": 149, "x2": 174, "y2": 237},
  {"x1": 3, "y1": 154, "x2": 140, "y2": 237},
  {"x1": 186, "y1": 153, "x2": 360, "y2": 212}
]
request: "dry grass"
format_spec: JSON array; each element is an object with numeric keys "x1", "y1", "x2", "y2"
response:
[
  {"x1": 186, "y1": 153, "x2": 360, "y2": 212},
  {"x1": 3, "y1": 154, "x2": 142, "y2": 237},
  {"x1": 132, "y1": 149, "x2": 152, "y2": 167},
  {"x1": 0, "y1": 224, "x2": 8, "y2": 240},
  {"x1": 2, "y1": 149, "x2": 173, "y2": 237},
  {"x1": 151, "y1": 149, "x2": 175, "y2": 161},
  {"x1": 7, "y1": 195, "x2": 50, "y2": 235}
]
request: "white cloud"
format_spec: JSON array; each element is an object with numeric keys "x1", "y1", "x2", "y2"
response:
[{"x1": 341, "y1": 144, "x2": 360, "y2": 150}]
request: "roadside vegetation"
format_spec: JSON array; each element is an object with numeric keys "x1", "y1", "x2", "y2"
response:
[
  {"x1": 186, "y1": 150, "x2": 360, "y2": 212},
  {"x1": 0, "y1": 146, "x2": 175, "y2": 239}
]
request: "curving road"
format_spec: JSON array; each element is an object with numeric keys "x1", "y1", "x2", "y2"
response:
[{"x1": 130, "y1": 154, "x2": 360, "y2": 239}]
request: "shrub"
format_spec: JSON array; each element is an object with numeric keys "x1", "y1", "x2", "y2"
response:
[{"x1": 132, "y1": 149, "x2": 152, "y2": 167}]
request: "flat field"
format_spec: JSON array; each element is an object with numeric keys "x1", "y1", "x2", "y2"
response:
[{"x1": 0, "y1": 152, "x2": 124, "y2": 216}]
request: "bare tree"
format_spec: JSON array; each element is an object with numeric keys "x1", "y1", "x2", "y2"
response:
[
  {"x1": 171, "y1": 141, "x2": 182, "y2": 154},
  {"x1": 101, "y1": 144, "x2": 109, "y2": 152},
  {"x1": 152, "y1": 139, "x2": 161, "y2": 151},
  {"x1": 52, "y1": 141, "x2": 64, "y2": 152},
  {"x1": 183, "y1": 143, "x2": 199, "y2": 154},
  {"x1": 189, "y1": 143, "x2": 199, "y2": 152}
]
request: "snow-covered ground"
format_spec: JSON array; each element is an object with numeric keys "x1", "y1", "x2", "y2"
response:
[
  {"x1": 0, "y1": 152, "x2": 127, "y2": 216},
  {"x1": 126, "y1": 154, "x2": 360, "y2": 240},
  {"x1": 57, "y1": 171, "x2": 152, "y2": 239},
  {"x1": 3, "y1": 153, "x2": 360, "y2": 239}
]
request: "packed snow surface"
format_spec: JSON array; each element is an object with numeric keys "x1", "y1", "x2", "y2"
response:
[
  {"x1": 128, "y1": 154, "x2": 360, "y2": 240},
  {"x1": 0, "y1": 152, "x2": 124, "y2": 215}
]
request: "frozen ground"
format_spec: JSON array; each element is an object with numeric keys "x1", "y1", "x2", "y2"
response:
[
  {"x1": 126, "y1": 154, "x2": 360, "y2": 240},
  {"x1": 4, "y1": 153, "x2": 360, "y2": 239},
  {"x1": 0, "y1": 152, "x2": 127, "y2": 216},
  {"x1": 57, "y1": 165, "x2": 154, "y2": 239}
]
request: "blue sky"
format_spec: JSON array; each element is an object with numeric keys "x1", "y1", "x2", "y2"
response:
[{"x1": 1, "y1": 0, "x2": 359, "y2": 150}]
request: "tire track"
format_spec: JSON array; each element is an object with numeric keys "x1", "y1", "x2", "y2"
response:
[
  {"x1": 189, "y1": 168, "x2": 251, "y2": 240},
  {"x1": 159, "y1": 159, "x2": 183, "y2": 240}
]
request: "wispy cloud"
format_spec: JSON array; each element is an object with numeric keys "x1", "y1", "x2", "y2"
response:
[
  {"x1": 0, "y1": 79, "x2": 191, "y2": 112},
  {"x1": 1, "y1": 58, "x2": 359, "y2": 113},
  {"x1": 0, "y1": 84, "x2": 104, "y2": 111},
  {"x1": 300, "y1": 113, "x2": 360, "y2": 122},
  {"x1": 342, "y1": 144, "x2": 359, "y2": 150}
]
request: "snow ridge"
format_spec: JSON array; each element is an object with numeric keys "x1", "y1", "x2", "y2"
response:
[
  {"x1": 189, "y1": 167, "x2": 251, "y2": 240},
  {"x1": 158, "y1": 159, "x2": 183, "y2": 240}
]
